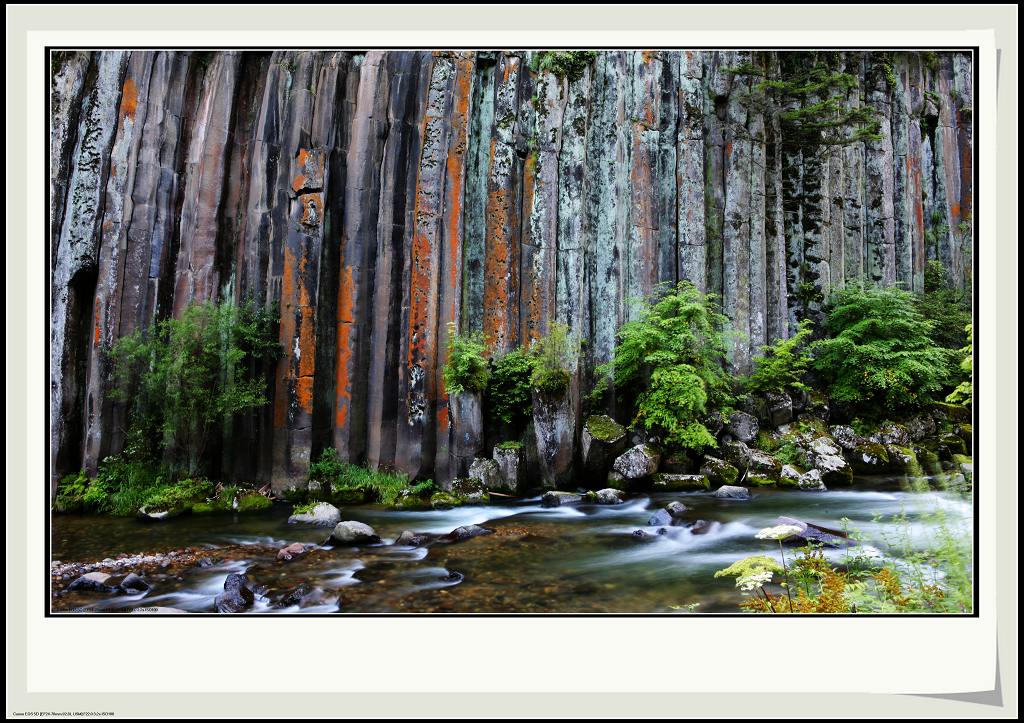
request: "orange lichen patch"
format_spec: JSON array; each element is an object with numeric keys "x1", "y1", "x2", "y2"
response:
[
  {"x1": 93, "y1": 303, "x2": 102, "y2": 347},
  {"x1": 119, "y1": 78, "x2": 138, "y2": 119},
  {"x1": 300, "y1": 193, "x2": 323, "y2": 227},
  {"x1": 292, "y1": 175, "x2": 306, "y2": 194},
  {"x1": 334, "y1": 264, "x2": 354, "y2": 431},
  {"x1": 295, "y1": 376, "x2": 314, "y2": 414},
  {"x1": 437, "y1": 404, "x2": 449, "y2": 432},
  {"x1": 642, "y1": 50, "x2": 658, "y2": 64}
]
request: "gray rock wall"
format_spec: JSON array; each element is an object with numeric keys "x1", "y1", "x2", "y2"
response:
[{"x1": 48, "y1": 50, "x2": 974, "y2": 493}]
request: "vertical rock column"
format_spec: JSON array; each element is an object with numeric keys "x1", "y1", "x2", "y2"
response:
[
  {"x1": 49, "y1": 50, "x2": 128, "y2": 493},
  {"x1": 676, "y1": 51, "x2": 707, "y2": 292},
  {"x1": 270, "y1": 53, "x2": 351, "y2": 490},
  {"x1": 82, "y1": 52, "x2": 155, "y2": 472},
  {"x1": 395, "y1": 54, "x2": 459, "y2": 480}
]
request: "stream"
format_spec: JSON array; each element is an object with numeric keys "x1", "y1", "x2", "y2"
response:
[{"x1": 50, "y1": 475, "x2": 973, "y2": 614}]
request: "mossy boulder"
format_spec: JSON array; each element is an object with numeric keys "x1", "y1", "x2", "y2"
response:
[
  {"x1": 430, "y1": 491, "x2": 463, "y2": 510},
  {"x1": 938, "y1": 432, "x2": 967, "y2": 459},
  {"x1": 932, "y1": 401, "x2": 971, "y2": 423},
  {"x1": 700, "y1": 456, "x2": 740, "y2": 486},
  {"x1": 745, "y1": 473, "x2": 778, "y2": 487},
  {"x1": 651, "y1": 473, "x2": 708, "y2": 491},
  {"x1": 851, "y1": 442, "x2": 891, "y2": 473},
  {"x1": 913, "y1": 445, "x2": 943, "y2": 475},
  {"x1": 331, "y1": 485, "x2": 370, "y2": 505},
  {"x1": 885, "y1": 445, "x2": 920, "y2": 474}
]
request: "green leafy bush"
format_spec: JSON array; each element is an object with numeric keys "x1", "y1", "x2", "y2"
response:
[
  {"x1": 485, "y1": 347, "x2": 535, "y2": 427},
  {"x1": 54, "y1": 471, "x2": 90, "y2": 513},
  {"x1": 745, "y1": 319, "x2": 815, "y2": 395},
  {"x1": 82, "y1": 455, "x2": 165, "y2": 516},
  {"x1": 918, "y1": 260, "x2": 971, "y2": 351},
  {"x1": 142, "y1": 477, "x2": 215, "y2": 512},
  {"x1": 813, "y1": 284, "x2": 954, "y2": 415},
  {"x1": 308, "y1": 448, "x2": 411, "y2": 506},
  {"x1": 594, "y1": 281, "x2": 731, "y2": 452},
  {"x1": 530, "y1": 322, "x2": 581, "y2": 398},
  {"x1": 946, "y1": 324, "x2": 973, "y2": 406},
  {"x1": 442, "y1": 322, "x2": 489, "y2": 395},
  {"x1": 109, "y1": 299, "x2": 280, "y2": 478}
]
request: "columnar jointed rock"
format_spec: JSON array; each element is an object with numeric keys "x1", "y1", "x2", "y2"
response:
[
  {"x1": 47, "y1": 51, "x2": 974, "y2": 493},
  {"x1": 468, "y1": 457, "x2": 503, "y2": 491},
  {"x1": 450, "y1": 392, "x2": 484, "y2": 478},
  {"x1": 492, "y1": 444, "x2": 525, "y2": 493},
  {"x1": 613, "y1": 444, "x2": 661, "y2": 480},
  {"x1": 532, "y1": 385, "x2": 578, "y2": 490}
]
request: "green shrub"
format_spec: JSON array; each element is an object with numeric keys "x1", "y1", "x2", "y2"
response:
[
  {"x1": 54, "y1": 471, "x2": 90, "y2": 513},
  {"x1": 142, "y1": 478, "x2": 215, "y2": 512},
  {"x1": 918, "y1": 261, "x2": 971, "y2": 366},
  {"x1": 813, "y1": 284, "x2": 954, "y2": 415},
  {"x1": 109, "y1": 298, "x2": 280, "y2": 478},
  {"x1": 530, "y1": 322, "x2": 581, "y2": 398},
  {"x1": 308, "y1": 448, "x2": 411, "y2": 506},
  {"x1": 745, "y1": 319, "x2": 815, "y2": 395},
  {"x1": 485, "y1": 347, "x2": 535, "y2": 427},
  {"x1": 236, "y1": 493, "x2": 273, "y2": 512},
  {"x1": 946, "y1": 324, "x2": 973, "y2": 406},
  {"x1": 442, "y1": 322, "x2": 489, "y2": 395},
  {"x1": 83, "y1": 455, "x2": 165, "y2": 516},
  {"x1": 594, "y1": 281, "x2": 731, "y2": 452}
]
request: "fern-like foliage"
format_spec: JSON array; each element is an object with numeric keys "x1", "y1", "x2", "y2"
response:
[
  {"x1": 745, "y1": 319, "x2": 816, "y2": 395},
  {"x1": 813, "y1": 284, "x2": 954, "y2": 414},
  {"x1": 594, "y1": 281, "x2": 731, "y2": 451}
]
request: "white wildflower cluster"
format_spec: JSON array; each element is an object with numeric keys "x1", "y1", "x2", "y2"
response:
[
  {"x1": 755, "y1": 524, "x2": 803, "y2": 541},
  {"x1": 736, "y1": 570, "x2": 774, "y2": 591}
]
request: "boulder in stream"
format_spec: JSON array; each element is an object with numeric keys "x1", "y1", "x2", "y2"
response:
[
  {"x1": 713, "y1": 485, "x2": 750, "y2": 500},
  {"x1": 541, "y1": 490, "x2": 583, "y2": 507},
  {"x1": 67, "y1": 571, "x2": 118, "y2": 593},
  {"x1": 215, "y1": 573, "x2": 255, "y2": 613},
  {"x1": 327, "y1": 521, "x2": 381, "y2": 546},
  {"x1": 287, "y1": 501, "x2": 342, "y2": 527}
]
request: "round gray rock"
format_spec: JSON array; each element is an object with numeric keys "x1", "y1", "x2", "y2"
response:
[
  {"x1": 287, "y1": 501, "x2": 342, "y2": 527},
  {"x1": 328, "y1": 520, "x2": 380, "y2": 546}
]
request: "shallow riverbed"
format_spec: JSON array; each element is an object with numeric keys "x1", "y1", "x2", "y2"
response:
[{"x1": 50, "y1": 476, "x2": 972, "y2": 614}]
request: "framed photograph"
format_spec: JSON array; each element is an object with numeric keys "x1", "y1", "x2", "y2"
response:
[{"x1": 7, "y1": 3, "x2": 1017, "y2": 718}]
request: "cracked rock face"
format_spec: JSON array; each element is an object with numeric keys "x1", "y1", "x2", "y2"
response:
[{"x1": 48, "y1": 50, "x2": 973, "y2": 493}]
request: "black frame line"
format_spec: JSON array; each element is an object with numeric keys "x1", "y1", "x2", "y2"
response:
[{"x1": 43, "y1": 44, "x2": 981, "y2": 619}]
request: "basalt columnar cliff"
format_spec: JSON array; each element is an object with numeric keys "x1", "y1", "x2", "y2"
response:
[{"x1": 49, "y1": 50, "x2": 974, "y2": 494}]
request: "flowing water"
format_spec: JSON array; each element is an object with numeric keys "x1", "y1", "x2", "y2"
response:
[{"x1": 50, "y1": 476, "x2": 973, "y2": 614}]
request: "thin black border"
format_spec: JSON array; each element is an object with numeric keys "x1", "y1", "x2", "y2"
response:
[{"x1": 44, "y1": 45, "x2": 981, "y2": 618}]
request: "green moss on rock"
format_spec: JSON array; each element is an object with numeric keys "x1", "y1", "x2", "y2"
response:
[{"x1": 585, "y1": 414, "x2": 627, "y2": 442}]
